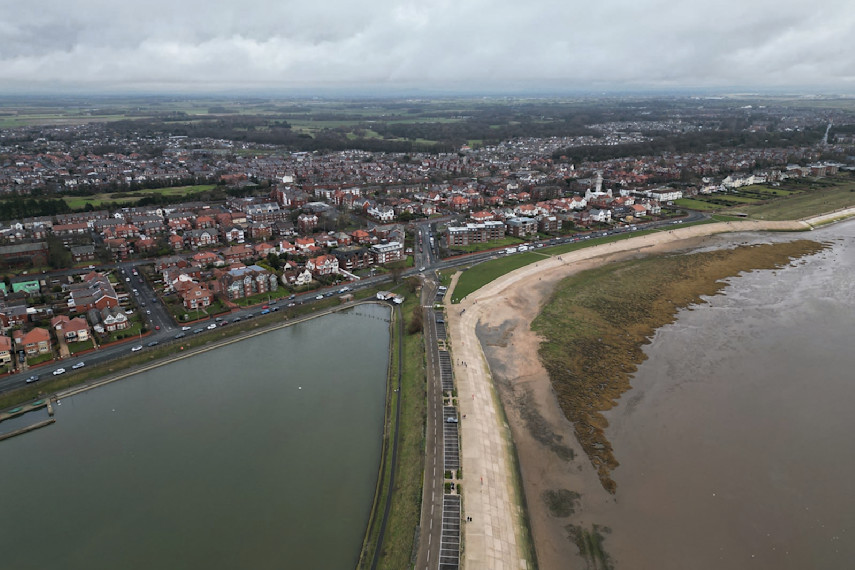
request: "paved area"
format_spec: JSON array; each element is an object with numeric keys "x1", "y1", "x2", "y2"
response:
[
  {"x1": 440, "y1": 494, "x2": 462, "y2": 570},
  {"x1": 446, "y1": 273, "x2": 527, "y2": 570}
]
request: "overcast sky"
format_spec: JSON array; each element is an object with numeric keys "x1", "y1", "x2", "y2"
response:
[{"x1": 1, "y1": 0, "x2": 854, "y2": 94}]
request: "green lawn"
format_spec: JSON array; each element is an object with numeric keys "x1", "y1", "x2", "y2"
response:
[
  {"x1": 448, "y1": 236, "x2": 525, "y2": 253},
  {"x1": 450, "y1": 251, "x2": 546, "y2": 302},
  {"x1": 713, "y1": 195, "x2": 763, "y2": 204},
  {"x1": 674, "y1": 198, "x2": 719, "y2": 211},
  {"x1": 63, "y1": 185, "x2": 215, "y2": 209},
  {"x1": 739, "y1": 183, "x2": 855, "y2": 220},
  {"x1": 67, "y1": 339, "x2": 95, "y2": 354}
]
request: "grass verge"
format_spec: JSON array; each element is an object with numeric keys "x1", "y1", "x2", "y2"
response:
[{"x1": 358, "y1": 293, "x2": 426, "y2": 569}]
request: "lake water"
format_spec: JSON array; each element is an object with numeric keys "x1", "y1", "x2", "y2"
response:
[
  {"x1": 0, "y1": 304, "x2": 391, "y2": 570},
  {"x1": 598, "y1": 223, "x2": 855, "y2": 569}
]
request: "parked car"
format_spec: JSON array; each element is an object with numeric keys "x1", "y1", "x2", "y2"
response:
[
  {"x1": 174, "y1": 332, "x2": 186, "y2": 339},
  {"x1": 147, "y1": 341, "x2": 159, "y2": 347},
  {"x1": 192, "y1": 328, "x2": 203, "y2": 334},
  {"x1": 182, "y1": 326, "x2": 192, "y2": 331},
  {"x1": 207, "y1": 323, "x2": 217, "y2": 329},
  {"x1": 131, "y1": 345, "x2": 143, "y2": 352},
  {"x1": 25, "y1": 375, "x2": 39, "y2": 383},
  {"x1": 53, "y1": 368, "x2": 66, "y2": 376},
  {"x1": 315, "y1": 295, "x2": 324, "y2": 300},
  {"x1": 72, "y1": 361, "x2": 85, "y2": 369}
]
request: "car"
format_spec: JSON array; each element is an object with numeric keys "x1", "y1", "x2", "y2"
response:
[
  {"x1": 131, "y1": 345, "x2": 143, "y2": 352},
  {"x1": 315, "y1": 295, "x2": 324, "y2": 300},
  {"x1": 232, "y1": 317, "x2": 241, "y2": 323},
  {"x1": 174, "y1": 332, "x2": 186, "y2": 339},
  {"x1": 155, "y1": 325, "x2": 160, "y2": 330},
  {"x1": 207, "y1": 323, "x2": 217, "y2": 329},
  {"x1": 419, "y1": 266, "x2": 426, "y2": 272},
  {"x1": 141, "y1": 302, "x2": 146, "y2": 307},
  {"x1": 26, "y1": 375, "x2": 39, "y2": 384},
  {"x1": 125, "y1": 277, "x2": 131, "y2": 282},
  {"x1": 147, "y1": 341, "x2": 159, "y2": 347},
  {"x1": 445, "y1": 416, "x2": 459, "y2": 423},
  {"x1": 215, "y1": 317, "x2": 223, "y2": 321},
  {"x1": 271, "y1": 307, "x2": 279, "y2": 312},
  {"x1": 182, "y1": 326, "x2": 191, "y2": 331},
  {"x1": 193, "y1": 328, "x2": 203, "y2": 334},
  {"x1": 53, "y1": 368, "x2": 66, "y2": 376},
  {"x1": 288, "y1": 294, "x2": 296, "y2": 300},
  {"x1": 261, "y1": 309, "x2": 270, "y2": 315},
  {"x1": 262, "y1": 305, "x2": 269, "y2": 310},
  {"x1": 287, "y1": 302, "x2": 295, "y2": 307},
  {"x1": 72, "y1": 361, "x2": 85, "y2": 369},
  {"x1": 125, "y1": 309, "x2": 134, "y2": 315},
  {"x1": 219, "y1": 321, "x2": 228, "y2": 326},
  {"x1": 146, "y1": 310, "x2": 151, "y2": 315}
]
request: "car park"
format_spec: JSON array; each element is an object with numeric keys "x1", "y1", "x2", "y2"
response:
[
  {"x1": 53, "y1": 368, "x2": 66, "y2": 376},
  {"x1": 72, "y1": 362, "x2": 85, "y2": 369}
]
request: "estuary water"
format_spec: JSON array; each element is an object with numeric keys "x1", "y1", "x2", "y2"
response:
[
  {"x1": 599, "y1": 222, "x2": 855, "y2": 569},
  {"x1": 0, "y1": 304, "x2": 390, "y2": 570}
]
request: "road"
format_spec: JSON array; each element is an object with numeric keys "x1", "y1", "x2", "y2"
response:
[
  {"x1": 1, "y1": 212, "x2": 705, "y2": 395},
  {"x1": 414, "y1": 273, "x2": 447, "y2": 570}
]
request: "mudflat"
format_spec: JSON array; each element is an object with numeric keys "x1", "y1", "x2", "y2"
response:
[{"x1": 452, "y1": 219, "x2": 834, "y2": 569}]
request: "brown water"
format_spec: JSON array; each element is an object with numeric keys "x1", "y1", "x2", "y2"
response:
[{"x1": 599, "y1": 224, "x2": 855, "y2": 569}]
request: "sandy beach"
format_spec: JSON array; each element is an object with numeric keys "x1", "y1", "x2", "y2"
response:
[{"x1": 448, "y1": 216, "x2": 841, "y2": 569}]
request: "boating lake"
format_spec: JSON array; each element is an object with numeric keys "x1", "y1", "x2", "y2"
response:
[
  {"x1": 0, "y1": 303, "x2": 390, "y2": 570},
  {"x1": 597, "y1": 221, "x2": 855, "y2": 569}
]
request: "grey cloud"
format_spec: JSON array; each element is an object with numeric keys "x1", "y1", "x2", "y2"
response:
[{"x1": 0, "y1": 0, "x2": 853, "y2": 91}]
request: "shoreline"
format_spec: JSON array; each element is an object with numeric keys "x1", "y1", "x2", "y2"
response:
[{"x1": 450, "y1": 214, "x2": 852, "y2": 569}]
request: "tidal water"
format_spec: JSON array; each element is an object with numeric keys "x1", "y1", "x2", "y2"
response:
[
  {"x1": 599, "y1": 222, "x2": 855, "y2": 569},
  {"x1": 0, "y1": 304, "x2": 390, "y2": 570}
]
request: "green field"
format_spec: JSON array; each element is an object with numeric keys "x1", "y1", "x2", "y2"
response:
[
  {"x1": 450, "y1": 251, "x2": 547, "y2": 302},
  {"x1": 63, "y1": 185, "x2": 216, "y2": 209},
  {"x1": 741, "y1": 183, "x2": 855, "y2": 220},
  {"x1": 449, "y1": 236, "x2": 525, "y2": 253},
  {"x1": 674, "y1": 198, "x2": 719, "y2": 210}
]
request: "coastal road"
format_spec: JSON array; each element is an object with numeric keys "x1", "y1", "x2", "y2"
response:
[{"x1": 415, "y1": 274, "x2": 447, "y2": 570}]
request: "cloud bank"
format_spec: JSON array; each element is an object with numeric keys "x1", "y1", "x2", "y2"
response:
[{"x1": 1, "y1": 0, "x2": 854, "y2": 92}]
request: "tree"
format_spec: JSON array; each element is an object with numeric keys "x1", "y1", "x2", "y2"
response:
[{"x1": 407, "y1": 307, "x2": 423, "y2": 335}]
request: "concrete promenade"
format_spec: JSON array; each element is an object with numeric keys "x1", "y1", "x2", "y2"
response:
[{"x1": 447, "y1": 274, "x2": 528, "y2": 570}]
